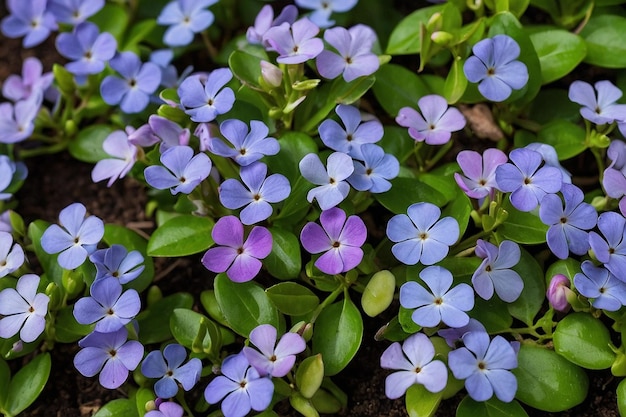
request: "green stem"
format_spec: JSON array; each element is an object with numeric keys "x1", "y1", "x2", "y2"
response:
[
  {"x1": 18, "y1": 141, "x2": 68, "y2": 159},
  {"x1": 309, "y1": 284, "x2": 344, "y2": 325}
]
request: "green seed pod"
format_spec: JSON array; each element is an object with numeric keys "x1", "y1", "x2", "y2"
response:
[
  {"x1": 361, "y1": 270, "x2": 396, "y2": 317},
  {"x1": 289, "y1": 392, "x2": 319, "y2": 417},
  {"x1": 296, "y1": 354, "x2": 324, "y2": 399}
]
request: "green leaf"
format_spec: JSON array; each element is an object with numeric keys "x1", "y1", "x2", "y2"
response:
[
  {"x1": 580, "y1": 14, "x2": 626, "y2": 68},
  {"x1": 121, "y1": 19, "x2": 157, "y2": 51},
  {"x1": 6, "y1": 353, "x2": 51, "y2": 416},
  {"x1": 375, "y1": 177, "x2": 447, "y2": 214},
  {"x1": 456, "y1": 396, "x2": 528, "y2": 417},
  {"x1": 553, "y1": 312, "x2": 615, "y2": 370},
  {"x1": 372, "y1": 64, "x2": 432, "y2": 117},
  {"x1": 93, "y1": 399, "x2": 138, "y2": 417},
  {"x1": 54, "y1": 305, "x2": 93, "y2": 343},
  {"x1": 470, "y1": 296, "x2": 513, "y2": 333},
  {"x1": 443, "y1": 56, "x2": 467, "y2": 104},
  {"x1": 90, "y1": 3, "x2": 129, "y2": 42},
  {"x1": 68, "y1": 124, "x2": 114, "y2": 163},
  {"x1": 386, "y1": 5, "x2": 446, "y2": 55},
  {"x1": 536, "y1": 119, "x2": 587, "y2": 160},
  {"x1": 137, "y1": 292, "x2": 194, "y2": 344},
  {"x1": 378, "y1": 126, "x2": 414, "y2": 163},
  {"x1": 0, "y1": 357, "x2": 9, "y2": 410},
  {"x1": 266, "y1": 282, "x2": 320, "y2": 316},
  {"x1": 527, "y1": 88, "x2": 580, "y2": 124},
  {"x1": 498, "y1": 200, "x2": 548, "y2": 244},
  {"x1": 545, "y1": 258, "x2": 580, "y2": 286},
  {"x1": 273, "y1": 175, "x2": 314, "y2": 226},
  {"x1": 170, "y1": 308, "x2": 221, "y2": 355},
  {"x1": 147, "y1": 215, "x2": 214, "y2": 257},
  {"x1": 229, "y1": 49, "x2": 265, "y2": 90},
  {"x1": 312, "y1": 297, "x2": 363, "y2": 376},
  {"x1": 529, "y1": 29, "x2": 586, "y2": 84},
  {"x1": 28, "y1": 220, "x2": 64, "y2": 287},
  {"x1": 103, "y1": 224, "x2": 154, "y2": 292},
  {"x1": 134, "y1": 388, "x2": 155, "y2": 417},
  {"x1": 618, "y1": 379, "x2": 626, "y2": 417},
  {"x1": 507, "y1": 247, "x2": 545, "y2": 325},
  {"x1": 52, "y1": 64, "x2": 76, "y2": 96},
  {"x1": 361, "y1": 270, "x2": 396, "y2": 318},
  {"x1": 266, "y1": 131, "x2": 318, "y2": 179},
  {"x1": 264, "y1": 227, "x2": 302, "y2": 280},
  {"x1": 405, "y1": 384, "x2": 442, "y2": 417}
]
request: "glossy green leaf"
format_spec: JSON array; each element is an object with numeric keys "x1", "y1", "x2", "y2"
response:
[
  {"x1": 553, "y1": 312, "x2": 615, "y2": 370},
  {"x1": 405, "y1": 384, "x2": 442, "y2": 417},
  {"x1": 443, "y1": 56, "x2": 467, "y2": 104},
  {"x1": 618, "y1": 378, "x2": 626, "y2": 417},
  {"x1": 456, "y1": 396, "x2": 528, "y2": 417},
  {"x1": 147, "y1": 214, "x2": 214, "y2": 257},
  {"x1": 103, "y1": 224, "x2": 154, "y2": 292},
  {"x1": 170, "y1": 308, "x2": 221, "y2": 354},
  {"x1": 0, "y1": 357, "x2": 9, "y2": 410},
  {"x1": 6, "y1": 353, "x2": 51, "y2": 416},
  {"x1": 545, "y1": 258, "x2": 580, "y2": 286},
  {"x1": 536, "y1": 119, "x2": 587, "y2": 160},
  {"x1": 312, "y1": 297, "x2": 363, "y2": 376},
  {"x1": 229, "y1": 49, "x2": 265, "y2": 90},
  {"x1": 266, "y1": 131, "x2": 318, "y2": 179},
  {"x1": 527, "y1": 88, "x2": 580, "y2": 124},
  {"x1": 52, "y1": 64, "x2": 76, "y2": 96},
  {"x1": 121, "y1": 19, "x2": 157, "y2": 51},
  {"x1": 399, "y1": 305, "x2": 422, "y2": 334},
  {"x1": 361, "y1": 270, "x2": 396, "y2": 317},
  {"x1": 386, "y1": 4, "x2": 446, "y2": 55},
  {"x1": 264, "y1": 227, "x2": 302, "y2": 280},
  {"x1": 580, "y1": 14, "x2": 626, "y2": 68},
  {"x1": 93, "y1": 399, "x2": 138, "y2": 417},
  {"x1": 68, "y1": 124, "x2": 114, "y2": 163},
  {"x1": 499, "y1": 200, "x2": 548, "y2": 244},
  {"x1": 529, "y1": 29, "x2": 586, "y2": 84},
  {"x1": 90, "y1": 3, "x2": 129, "y2": 42},
  {"x1": 513, "y1": 344, "x2": 588, "y2": 412},
  {"x1": 273, "y1": 176, "x2": 314, "y2": 226},
  {"x1": 372, "y1": 64, "x2": 432, "y2": 117},
  {"x1": 508, "y1": 247, "x2": 545, "y2": 325},
  {"x1": 296, "y1": 354, "x2": 325, "y2": 399},
  {"x1": 54, "y1": 305, "x2": 93, "y2": 343},
  {"x1": 266, "y1": 282, "x2": 319, "y2": 316},
  {"x1": 470, "y1": 296, "x2": 513, "y2": 333},
  {"x1": 137, "y1": 292, "x2": 194, "y2": 344},
  {"x1": 134, "y1": 388, "x2": 155, "y2": 417},
  {"x1": 375, "y1": 177, "x2": 447, "y2": 214},
  {"x1": 378, "y1": 126, "x2": 414, "y2": 163}
]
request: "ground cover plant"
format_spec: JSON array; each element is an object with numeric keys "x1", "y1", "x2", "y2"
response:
[{"x1": 2, "y1": 0, "x2": 626, "y2": 416}]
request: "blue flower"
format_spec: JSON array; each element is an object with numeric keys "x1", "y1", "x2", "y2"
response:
[
  {"x1": 144, "y1": 146, "x2": 212, "y2": 195},
  {"x1": 396, "y1": 94, "x2": 466, "y2": 145},
  {"x1": 0, "y1": 231, "x2": 24, "y2": 278},
  {"x1": 316, "y1": 25, "x2": 379, "y2": 82},
  {"x1": 55, "y1": 21, "x2": 117, "y2": 76},
  {"x1": 1, "y1": 0, "x2": 57, "y2": 48},
  {"x1": 89, "y1": 244, "x2": 145, "y2": 284},
  {"x1": 141, "y1": 344, "x2": 202, "y2": 399},
  {"x1": 347, "y1": 144, "x2": 399, "y2": 193},
  {"x1": 574, "y1": 261, "x2": 626, "y2": 311},
  {"x1": 589, "y1": 211, "x2": 626, "y2": 282},
  {"x1": 177, "y1": 68, "x2": 235, "y2": 123},
  {"x1": 242, "y1": 324, "x2": 306, "y2": 378},
  {"x1": 299, "y1": 152, "x2": 354, "y2": 210},
  {"x1": 48, "y1": 0, "x2": 105, "y2": 24},
  {"x1": 209, "y1": 119, "x2": 279, "y2": 166},
  {"x1": 0, "y1": 274, "x2": 49, "y2": 343},
  {"x1": 263, "y1": 18, "x2": 324, "y2": 64},
  {"x1": 471, "y1": 239, "x2": 523, "y2": 303},
  {"x1": 568, "y1": 80, "x2": 626, "y2": 125},
  {"x1": 157, "y1": 0, "x2": 218, "y2": 47},
  {"x1": 0, "y1": 92, "x2": 43, "y2": 144},
  {"x1": 294, "y1": 0, "x2": 357, "y2": 28}
]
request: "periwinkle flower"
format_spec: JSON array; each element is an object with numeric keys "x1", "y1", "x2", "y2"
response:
[
  {"x1": 568, "y1": 80, "x2": 626, "y2": 125},
  {"x1": 246, "y1": 4, "x2": 298, "y2": 45},
  {"x1": 472, "y1": 239, "x2": 523, "y2": 303},
  {"x1": 178, "y1": 69, "x2": 235, "y2": 122},
  {"x1": 0, "y1": 155, "x2": 28, "y2": 201},
  {"x1": 0, "y1": 92, "x2": 43, "y2": 144},
  {"x1": 386, "y1": 202, "x2": 459, "y2": 266},
  {"x1": 547, "y1": 274, "x2": 572, "y2": 313},
  {"x1": 41, "y1": 202, "x2": 105, "y2": 270},
  {"x1": 91, "y1": 129, "x2": 139, "y2": 187},
  {"x1": 400, "y1": 266, "x2": 474, "y2": 328},
  {"x1": 2, "y1": 57, "x2": 53, "y2": 102},
  {"x1": 299, "y1": 152, "x2": 354, "y2": 210},
  {"x1": 74, "y1": 327, "x2": 144, "y2": 389},
  {"x1": 525, "y1": 143, "x2": 572, "y2": 184},
  {"x1": 448, "y1": 331, "x2": 518, "y2": 402},
  {"x1": 300, "y1": 207, "x2": 366, "y2": 275},
  {"x1": 201, "y1": 215, "x2": 272, "y2": 282},
  {"x1": 294, "y1": 0, "x2": 357, "y2": 28},
  {"x1": 574, "y1": 261, "x2": 626, "y2": 311},
  {"x1": 347, "y1": 144, "x2": 399, "y2": 193},
  {"x1": 242, "y1": 324, "x2": 306, "y2": 377},
  {"x1": 263, "y1": 18, "x2": 324, "y2": 64},
  {"x1": 380, "y1": 332, "x2": 448, "y2": 399},
  {"x1": 48, "y1": 0, "x2": 105, "y2": 24},
  {"x1": 205, "y1": 352, "x2": 274, "y2": 417},
  {"x1": 454, "y1": 148, "x2": 507, "y2": 202},
  {"x1": 144, "y1": 146, "x2": 212, "y2": 195},
  {"x1": 55, "y1": 21, "x2": 117, "y2": 76},
  {"x1": 209, "y1": 119, "x2": 279, "y2": 166},
  {"x1": 1, "y1": 0, "x2": 58, "y2": 48},
  {"x1": 150, "y1": 49, "x2": 193, "y2": 90},
  {"x1": 463, "y1": 34, "x2": 529, "y2": 102},
  {"x1": 141, "y1": 344, "x2": 202, "y2": 398},
  {"x1": 0, "y1": 274, "x2": 49, "y2": 343},
  {"x1": 589, "y1": 211, "x2": 626, "y2": 281},
  {"x1": 438, "y1": 318, "x2": 487, "y2": 348},
  {"x1": 0, "y1": 231, "x2": 24, "y2": 278},
  {"x1": 89, "y1": 244, "x2": 145, "y2": 284},
  {"x1": 396, "y1": 94, "x2": 466, "y2": 145},
  {"x1": 157, "y1": 0, "x2": 218, "y2": 47},
  {"x1": 131, "y1": 115, "x2": 191, "y2": 151}
]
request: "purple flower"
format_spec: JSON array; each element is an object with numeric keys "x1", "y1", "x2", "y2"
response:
[
  {"x1": 454, "y1": 148, "x2": 507, "y2": 202},
  {"x1": 141, "y1": 344, "x2": 202, "y2": 398},
  {"x1": 472, "y1": 239, "x2": 523, "y2": 302},
  {"x1": 178, "y1": 69, "x2": 235, "y2": 122},
  {"x1": 380, "y1": 333, "x2": 448, "y2": 399},
  {"x1": 300, "y1": 207, "x2": 366, "y2": 275},
  {"x1": 41, "y1": 202, "x2": 105, "y2": 270},
  {"x1": 205, "y1": 352, "x2": 274, "y2": 417},
  {"x1": 210, "y1": 119, "x2": 279, "y2": 166},
  {"x1": 568, "y1": 80, "x2": 626, "y2": 125},
  {"x1": 146, "y1": 399, "x2": 184, "y2": 417},
  {"x1": 396, "y1": 94, "x2": 466, "y2": 145},
  {"x1": 0, "y1": 231, "x2": 24, "y2": 278},
  {"x1": 0, "y1": 92, "x2": 43, "y2": 144},
  {"x1": 294, "y1": 0, "x2": 357, "y2": 28},
  {"x1": 438, "y1": 318, "x2": 487, "y2": 348},
  {"x1": 1, "y1": 0, "x2": 57, "y2": 48},
  {"x1": 539, "y1": 183, "x2": 597, "y2": 259},
  {"x1": 144, "y1": 145, "x2": 212, "y2": 195},
  {"x1": 463, "y1": 34, "x2": 529, "y2": 102},
  {"x1": 0, "y1": 274, "x2": 49, "y2": 343},
  {"x1": 157, "y1": 0, "x2": 217, "y2": 47},
  {"x1": 318, "y1": 104, "x2": 383, "y2": 160},
  {"x1": 55, "y1": 22, "x2": 117, "y2": 76},
  {"x1": 149, "y1": 49, "x2": 193, "y2": 90},
  {"x1": 316, "y1": 25, "x2": 379, "y2": 82},
  {"x1": 100, "y1": 51, "x2": 162, "y2": 114},
  {"x1": 73, "y1": 278, "x2": 141, "y2": 333},
  {"x1": 242, "y1": 324, "x2": 306, "y2": 377},
  {"x1": 74, "y1": 327, "x2": 144, "y2": 389},
  {"x1": 89, "y1": 244, "x2": 145, "y2": 284},
  {"x1": 448, "y1": 331, "x2": 518, "y2": 402},
  {"x1": 347, "y1": 144, "x2": 399, "y2": 193},
  {"x1": 547, "y1": 274, "x2": 571, "y2": 313},
  {"x1": 91, "y1": 129, "x2": 139, "y2": 187},
  {"x1": 386, "y1": 202, "x2": 459, "y2": 266},
  {"x1": 299, "y1": 152, "x2": 354, "y2": 210},
  {"x1": 589, "y1": 211, "x2": 626, "y2": 281},
  {"x1": 525, "y1": 143, "x2": 572, "y2": 184},
  {"x1": 400, "y1": 266, "x2": 474, "y2": 328},
  {"x1": 219, "y1": 162, "x2": 290, "y2": 225},
  {"x1": 130, "y1": 115, "x2": 191, "y2": 151},
  {"x1": 263, "y1": 18, "x2": 324, "y2": 64},
  {"x1": 574, "y1": 261, "x2": 626, "y2": 311},
  {"x1": 194, "y1": 122, "x2": 219, "y2": 152},
  {"x1": 495, "y1": 148, "x2": 562, "y2": 212},
  {"x1": 246, "y1": 4, "x2": 298, "y2": 45},
  {"x1": 201, "y1": 215, "x2": 272, "y2": 282},
  {"x1": 48, "y1": 0, "x2": 105, "y2": 24},
  {"x1": 2, "y1": 57, "x2": 53, "y2": 102}
]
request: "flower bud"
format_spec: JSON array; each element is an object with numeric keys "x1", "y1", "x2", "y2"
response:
[
  {"x1": 296, "y1": 354, "x2": 324, "y2": 399},
  {"x1": 430, "y1": 31, "x2": 454, "y2": 46},
  {"x1": 361, "y1": 270, "x2": 396, "y2": 317},
  {"x1": 261, "y1": 60, "x2": 283, "y2": 88},
  {"x1": 547, "y1": 274, "x2": 572, "y2": 312}
]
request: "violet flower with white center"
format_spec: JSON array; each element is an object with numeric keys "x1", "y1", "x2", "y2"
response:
[
  {"x1": 41, "y1": 202, "x2": 105, "y2": 270},
  {"x1": 539, "y1": 183, "x2": 597, "y2": 259},
  {"x1": 73, "y1": 277, "x2": 141, "y2": 333},
  {"x1": 525, "y1": 143, "x2": 572, "y2": 184},
  {"x1": 262, "y1": 18, "x2": 324, "y2": 64},
  {"x1": 0, "y1": 274, "x2": 49, "y2": 343},
  {"x1": 495, "y1": 148, "x2": 562, "y2": 212},
  {"x1": 295, "y1": 0, "x2": 358, "y2": 28},
  {"x1": 318, "y1": 104, "x2": 383, "y2": 160},
  {"x1": 448, "y1": 331, "x2": 518, "y2": 402},
  {"x1": 386, "y1": 202, "x2": 459, "y2": 266},
  {"x1": 396, "y1": 94, "x2": 466, "y2": 145},
  {"x1": 144, "y1": 145, "x2": 212, "y2": 195},
  {"x1": 141, "y1": 343, "x2": 202, "y2": 399},
  {"x1": 472, "y1": 239, "x2": 523, "y2": 303},
  {"x1": 547, "y1": 274, "x2": 572, "y2": 313},
  {"x1": 347, "y1": 143, "x2": 399, "y2": 193},
  {"x1": 201, "y1": 215, "x2": 272, "y2": 282},
  {"x1": 0, "y1": 0, "x2": 57, "y2": 48},
  {"x1": 74, "y1": 327, "x2": 144, "y2": 390},
  {"x1": 91, "y1": 129, "x2": 139, "y2": 187},
  {"x1": 89, "y1": 244, "x2": 145, "y2": 284},
  {"x1": 2, "y1": 57, "x2": 53, "y2": 102},
  {"x1": 242, "y1": 324, "x2": 306, "y2": 377},
  {"x1": 0, "y1": 231, "x2": 24, "y2": 278},
  {"x1": 210, "y1": 119, "x2": 279, "y2": 166},
  {"x1": 204, "y1": 352, "x2": 274, "y2": 417},
  {"x1": 316, "y1": 24, "x2": 379, "y2": 82},
  {"x1": 146, "y1": 399, "x2": 184, "y2": 417},
  {"x1": 219, "y1": 162, "x2": 291, "y2": 225},
  {"x1": 300, "y1": 207, "x2": 366, "y2": 275},
  {"x1": 48, "y1": 0, "x2": 105, "y2": 24},
  {"x1": 438, "y1": 318, "x2": 487, "y2": 348},
  {"x1": 177, "y1": 69, "x2": 235, "y2": 122},
  {"x1": 157, "y1": 0, "x2": 218, "y2": 47},
  {"x1": 0, "y1": 92, "x2": 43, "y2": 144},
  {"x1": 589, "y1": 211, "x2": 626, "y2": 281},
  {"x1": 55, "y1": 21, "x2": 117, "y2": 76},
  {"x1": 246, "y1": 4, "x2": 298, "y2": 45},
  {"x1": 463, "y1": 34, "x2": 529, "y2": 102},
  {"x1": 400, "y1": 266, "x2": 474, "y2": 328},
  {"x1": 568, "y1": 80, "x2": 626, "y2": 125},
  {"x1": 574, "y1": 261, "x2": 626, "y2": 311},
  {"x1": 299, "y1": 152, "x2": 354, "y2": 210},
  {"x1": 380, "y1": 332, "x2": 448, "y2": 399},
  {"x1": 454, "y1": 148, "x2": 507, "y2": 203}
]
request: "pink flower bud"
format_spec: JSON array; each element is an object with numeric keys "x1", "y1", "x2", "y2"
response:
[
  {"x1": 260, "y1": 60, "x2": 283, "y2": 87},
  {"x1": 547, "y1": 274, "x2": 572, "y2": 312}
]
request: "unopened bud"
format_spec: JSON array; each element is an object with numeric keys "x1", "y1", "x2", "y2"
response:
[
  {"x1": 547, "y1": 274, "x2": 572, "y2": 312},
  {"x1": 430, "y1": 31, "x2": 454, "y2": 46},
  {"x1": 426, "y1": 12, "x2": 443, "y2": 32},
  {"x1": 261, "y1": 60, "x2": 283, "y2": 88}
]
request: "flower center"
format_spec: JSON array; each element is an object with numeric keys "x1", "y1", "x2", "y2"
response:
[
  {"x1": 237, "y1": 247, "x2": 244, "y2": 255},
  {"x1": 487, "y1": 67, "x2": 495, "y2": 76},
  {"x1": 419, "y1": 232, "x2": 428, "y2": 240},
  {"x1": 332, "y1": 241, "x2": 341, "y2": 248},
  {"x1": 478, "y1": 361, "x2": 487, "y2": 370}
]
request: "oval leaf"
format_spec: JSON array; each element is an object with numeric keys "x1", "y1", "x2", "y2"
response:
[
  {"x1": 529, "y1": 29, "x2": 586, "y2": 84},
  {"x1": 6, "y1": 353, "x2": 51, "y2": 416},
  {"x1": 553, "y1": 312, "x2": 615, "y2": 370},
  {"x1": 147, "y1": 215, "x2": 214, "y2": 257},
  {"x1": 266, "y1": 282, "x2": 320, "y2": 316},
  {"x1": 507, "y1": 247, "x2": 545, "y2": 325},
  {"x1": 93, "y1": 398, "x2": 138, "y2": 417},
  {"x1": 580, "y1": 14, "x2": 626, "y2": 68},
  {"x1": 372, "y1": 64, "x2": 432, "y2": 117},
  {"x1": 499, "y1": 200, "x2": 548, "y2": 244},
  {"x1": 386, "y1": 4, "x2": 445, "y2": 55},
  {"x1": 405, "y1": 384, "x2": 443, "y2": 417},
  {"x1": 456, "y1": 396, "x2": 528, "y2": 417},
  {"x1": 264, "y1": 227, "x2": 302, "y2": 280},
  {"x1": 137, "y1": 292, "x2": 194, "y2": 344}
]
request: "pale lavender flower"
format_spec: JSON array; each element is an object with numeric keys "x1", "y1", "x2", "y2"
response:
[
  {"x1": 463, "y1": 35, "x2": 529, "y2": 102},
  {"x1": 574, "y1": 260, "x2": 626, "y2": 311},
  {"x1": 0, "y1": 274, "x2": 49, "y2": 343},
  {"x1": 438, "y1": 318, "x2": 486, "y2": 348},
  {"x1": 201, "y1": 215, "x2": 272, "y2": 282},
  {"x1": 400, "y1": 266, "x2": 474, "y2": 328},
  {"x1": 0, "y1": 212, "x2": 11, "y2": 233},
  {"x1": 525, "y1": 143, "x2": 572, "y2": 184},
  {"x1": 149, "y1": 49, "x2": 193, "y2": 89},
  {"x1": 1, "y1": 0, "x2": 57, "y2": 48},
  {"x1": 246, "y1": 4, "x2": 298, "y2": 45},
  {"x1": 347, "y1": 144, "x2": 399, "y2": 193},
  {"x1": 74, "y1": 327, "x2": 144, "y2": 389},
  {"x1": 209, "y1": 119, "x2": 279, "y2": 166},
  {"x1": 472, "y1": 239, "x2": 523, "y2": 302},
  {"x1": 146, "y1": 399, "x2": 183, "y2": 417},
  {"x1": 299, "y1": 152, "x2": 354, "y2": 210},
  {"x1": 294, "y1": 0, "x2": 357, "y2": 28},
  {"x1": 568, "y1": 80, "x2": 626, "y2": 125},
  {"x1": 380, "y1": 332, "x2": 448, "y2": 399},
  {"x1": 0, "y1": 92, "x2": 43, "y2": 144},
  {"x1": 262, "y1": 18, "x2": 324, "y2": 64},
  {"x1": 91, "y1": 129, "x2": 139, "y2": 187},
  {"x1": 150, "y1": 115, "x2": 191, "y2": 151},
  {"x1": 242, "y1": 324, "x2": 306, "y2": 377},
  {"x1": 144, "y1": 145, "x2": 212, "y2": 195},
  {"x1": 0, "y1": 231, "x2": 24, "y2": 278},
  {"x1": 48, "y1": 0, "x2": 105, "y2": 24},
  {"x1": 2, "y1": 57, "x2": 53, "y2": 102},
  {"x1": 89, "y1": 244, "x2": 145, "y2": 284},
  {"x1": 178, "y1": 69, "x2": 235, "y2": 122},
  {"x1": 386, "y1": 202, "x2": 459, "y2": 266},
  {"x1": 55, "y1": 22, "x2": 117, "y2": 76},
  {"x1": 194, "y1": 122, "x2": 219, "y2": 152},
  {"x1": 396, "y1": 94, "x2": 465, "y2": 145},
  {"x1": 300, "y1": 207, "x2": 366, "y2": 275},
  {"x1": 547, "y1": 274, "x2": 571, "y2": 313},
  {"x1": 0, "y1": 155, "x2": 27, "y2": 200},
  {"x1": 157, "y1": 0, "x2": 218, "y2": 47},
  {"x1": 454, "y1": 148, "x2": 507, "y2": 202},
  {"x1": 141, "y1": 344, "x2": 202, "y2": 398},
  {"x1": 589, "y1": 211, "x2": 626, "y2": 281}
]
